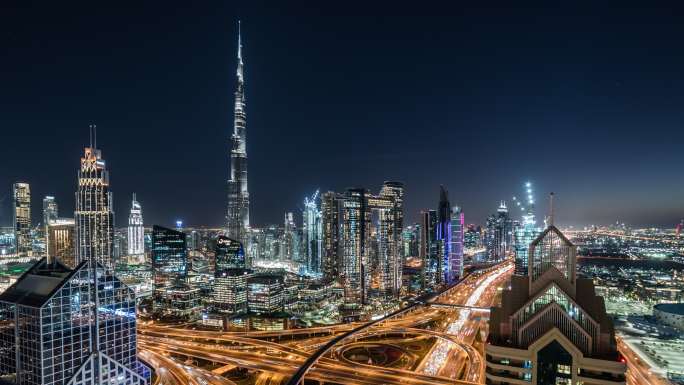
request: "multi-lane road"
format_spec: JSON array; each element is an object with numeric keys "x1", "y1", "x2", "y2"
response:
[{"x1": 139, "y1": 263, "x2": 513, "y2": 385}]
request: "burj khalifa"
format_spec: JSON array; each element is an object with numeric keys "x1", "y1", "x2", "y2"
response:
[{"x1": 226, "y1": 21, "x2": 250, "y2": 253}]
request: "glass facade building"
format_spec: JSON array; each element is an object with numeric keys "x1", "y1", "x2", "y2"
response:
[
  {"x1": 151, "y1": 225, "x2": 187, "y2": 312},
  {"x1": 127, "y1": 194, "x2": 144, "y2": 264},
  {"x1": 0, "y1": 259, "x2": 149, "y2": 385}
]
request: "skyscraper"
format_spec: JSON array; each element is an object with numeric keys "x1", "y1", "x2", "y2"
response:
[
  {"x1": 487, "y1": 221, "x2": 626, "y2": 384},
  {"x1": 485, "y1": 201, "x2": 512, "y2": 262},
  {"x1": 214, "y1": 237, "x2": 249, "y2": 314},
  {"x1": 0, "y1": 259, "x2": 150, "y2": 385},
  {"x1": 42, "y1": 195, "x2": 58, "y2": 228},
  {"x1": 321, "y1": 192, "x2": 341, "y2": 283},
  {"x1": 420, "y1": 209, "x2": 438, "y2": 289},
  {"x1": 74, "y1": 132, "x2": 115, "y2": 269},
  {"x1": 226, "y1": 21, "x2": 250, "y2": 253},
  {"x1": 12, "y1": 182, "x2": 31, "y2": 254},
  {"x1": 339, "y1": 185, "x2": 402, "y2": 304},
  {"x1": 436, "y1": 186, "x2": 451, "y2": 284},
  {"x1": 303, "y1": 190, "x2": 322, "y2": 275},
  {"x1": 448, "y1": 206, "x2": 464, "y2": 283},
  {"x1": 127, "y1": 193, "x2": 144, "y2": 264}
]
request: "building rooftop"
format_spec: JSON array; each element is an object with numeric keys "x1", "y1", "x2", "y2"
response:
[
  {"x1": 0, "y1": 258, "x2": 77, "y2": 308},
  {"x1": 655, "y1": 303, "x2": 684, "y2": 316}
]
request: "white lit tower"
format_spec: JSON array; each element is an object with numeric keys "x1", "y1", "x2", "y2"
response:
[
  {"x1": 128, "y1": 193, "x2": 145, "y2": 264},
  {"x1": 226, "y1": 21, "x2": 251, "y2": 254}
]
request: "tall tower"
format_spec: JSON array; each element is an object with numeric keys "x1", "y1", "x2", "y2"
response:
[
  {"x1": 226, "y1": 21, "x2": 250, "y2": 253},
  {"x1": 12, "y1": 182, "x2": 31, "y2": 254},
  {"x1": 42, "y1": 195, "x2": 58, "y2": 227},
  {"x1": 128, "y1": 193, "x2": 145, "y2": 263},
  {"x1": 303, "y1": 190, "x2": 322, "y2": 274},
  {"x1": 75, "y1": 127, "x2": 115, "y2": 269}
]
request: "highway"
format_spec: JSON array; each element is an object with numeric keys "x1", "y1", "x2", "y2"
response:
[{"x1": 138, "y1": 262, "x2": 513, "y2": 385}]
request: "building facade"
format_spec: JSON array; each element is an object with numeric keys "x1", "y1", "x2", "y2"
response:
[
  {"x1": 127, "y1": 193, "x2": 144, "y2": 264},
  {"x1": 46, "y1": 218, "x2": 75, "y2": 268},
  {"x1": 0, "y1": 259, "x2": 150, "y2": 385},
  {"x1": 151, "y1": 225, "x2": 188, "y2": 314},
  {"x1": 226, "y1": 22, "x2": 251, "y2": 254},
  {"x1": 339, "y1": 183, "x2": 403, "y2": 304},
  {"x1": 486, "y1": 225, "x2": 626, "y2": 385},
  {"x1": 485, "y1": 201, "x2": 513, "y2": 262},
  {"x1": 12, "y1": 182, "x2": 31, "y2": 254},
  {"x1": 247, "y1": 274, "x2": 284, "y2": 315},
  {"x1": 448, "y1": 206, "x2": 464, "y2": 283},
  {"x1": 74, "y1": 142, "x2": 115, "y2": 269},
  {"x1": 420, "y1": 209, "x2": 438, "y2": 288},
  {"x1": 42, "y1": 196, "x2": 58, "y2": 229},
  {"x1": 321, "y1": 191, "x2": 341, "y2": 283},
  {"x1": 303, "y1": 190, "x2": 322, "y2": 275}
]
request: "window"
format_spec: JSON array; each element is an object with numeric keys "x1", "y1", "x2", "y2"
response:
[{"x1": 557, "y1": 364, "x2": 571, "y2": 374}]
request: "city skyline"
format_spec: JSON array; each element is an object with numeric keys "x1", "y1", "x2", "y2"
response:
[{"x1": 2, "y1": 3, "x2": 684, "y2": 229}]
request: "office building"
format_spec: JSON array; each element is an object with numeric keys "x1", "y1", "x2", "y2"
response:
[
  {"x1": 151, "y1": 225, "x2": 188, "y2": 313},
  {"x1": 247, "y1": 274, "x2": 284, "y2": 315},
  {"x1": 12, "y1": 182, "x2": 31, "y2": 254},
  {"x1": 0, "y1": 258, "x2": 150, "y2": 385},
  {"x1": 46, "y1": 218, "x2": 75, "y2": 268},
  {"x1": 436, "y1": 186, "x2": 452, "y2": 283},
  {"x1": 402, "y1": 224, "x2": 420, "y2": 259},
  {"x1": 74, "y1": 134, "x2": 115, "y2": 269},
  {"x1": 226, "y1": 22, "x2": 251, "y2": 253},
  {"x1": 486, "y1": 224, "x2": 626, "y2": 384},
  {"x1": 302, "y1": 190, "x2": 322, "y2": 275},
  {"x1": 127, "y1": 193, "x2": 144, "y2": 264}
]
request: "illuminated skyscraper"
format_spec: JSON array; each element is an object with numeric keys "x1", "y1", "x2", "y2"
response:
[
  {"x1": 420, "y1": 209, "x2": 439, "y2": 288},
  {"x1": 436, "y1": 186, "x2": 451, "y2": 283},
  {"x1": 214, "y1": 237, "x2": 249, "y2": 314},
  {"x1": 75, "y1": 130, "x2": 115, "y2": 269},
  {"x1": 448, "y1": 206, "x2": 464, "y2": 282},
  {"x1": 0, "y1": 259, "x2": 150, "y2": 385},
  {"x1": 226, "y1": 21, "x2": 250, "y2": 252},
  {"x1": 321, "y1": 192, "x2": 341, "y2": 282},
  {"x1": 127, "y1": 193, "x2": 144, "y2": 264},
  {"x1": 42, "y1": 195, "x2": 58, "y2": 228},
  {"x1": 487, "y1": 220, "x2": 625, "y2": 384},
  {"x1": 303, "y1": 190, "x2": 322, "y2": 275},
  {"x1": 12, "y1": 182, "x2": 31, "y2": 254},
  {"x1": 512, "y1": 183, "x2": 541, "y2": 275},
  {"x1": 485, "y1": 201, "x2": 512, "y2": 262}
]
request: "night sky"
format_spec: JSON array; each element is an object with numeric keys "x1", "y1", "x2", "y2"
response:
[{"x1": 1, "y1": 2, "x2": 683, "y2": 229}]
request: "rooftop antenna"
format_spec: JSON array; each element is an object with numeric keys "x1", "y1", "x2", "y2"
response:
[
  {"x1": 89, "y1": 124, "x2": 93, "y2": 148},
  {"x1": 93, "y1": 124, "x2": 97, "y2": 149},
  {"x1": 549, "y1": 192, "x2": 555, "y2": 226}
]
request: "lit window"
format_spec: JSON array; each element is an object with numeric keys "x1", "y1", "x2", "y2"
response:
[{"x1": 557, "y1": 364, "x2": 571, "y2": 374}]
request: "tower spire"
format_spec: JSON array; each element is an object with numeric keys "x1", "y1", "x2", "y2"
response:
[
  {"x1": 236, "y1": 20, "x2": 244, "y2": 83},
  {"x1": 549, "y1": 192, "x2": 555, "y2": 226}
]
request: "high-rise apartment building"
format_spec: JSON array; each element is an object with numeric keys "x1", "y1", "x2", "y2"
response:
[
  {"x1": 12, "y1": 183, "x2": 31, "y2": 254},
  {"x1": 339, "y1": 183, "x2": 403, "y2": 304},
  {"x1": 321, "y1": 192, "x2": 341, "y2": 283},
  {"x1": 436, "y1": 186, "x2": 451, "y2": 284},
  {"x1": 46, "y1": 218, "x2": 75, "y2": 268},
  {"x1": 486, "y1": 224, "x2": 626, "y2": 385},
  {"x1": 74, "y1": 138, "x2": 115, "y2": 269},
  {"x1": 127, "y1": 193, "x2": 144, "y2": 264},
  {"x1": 303, "y1": 190, "x2": 322, "y2": 275},
  {"x1": 226, "y1": 22, "x2": 250, "y2": 253}
]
